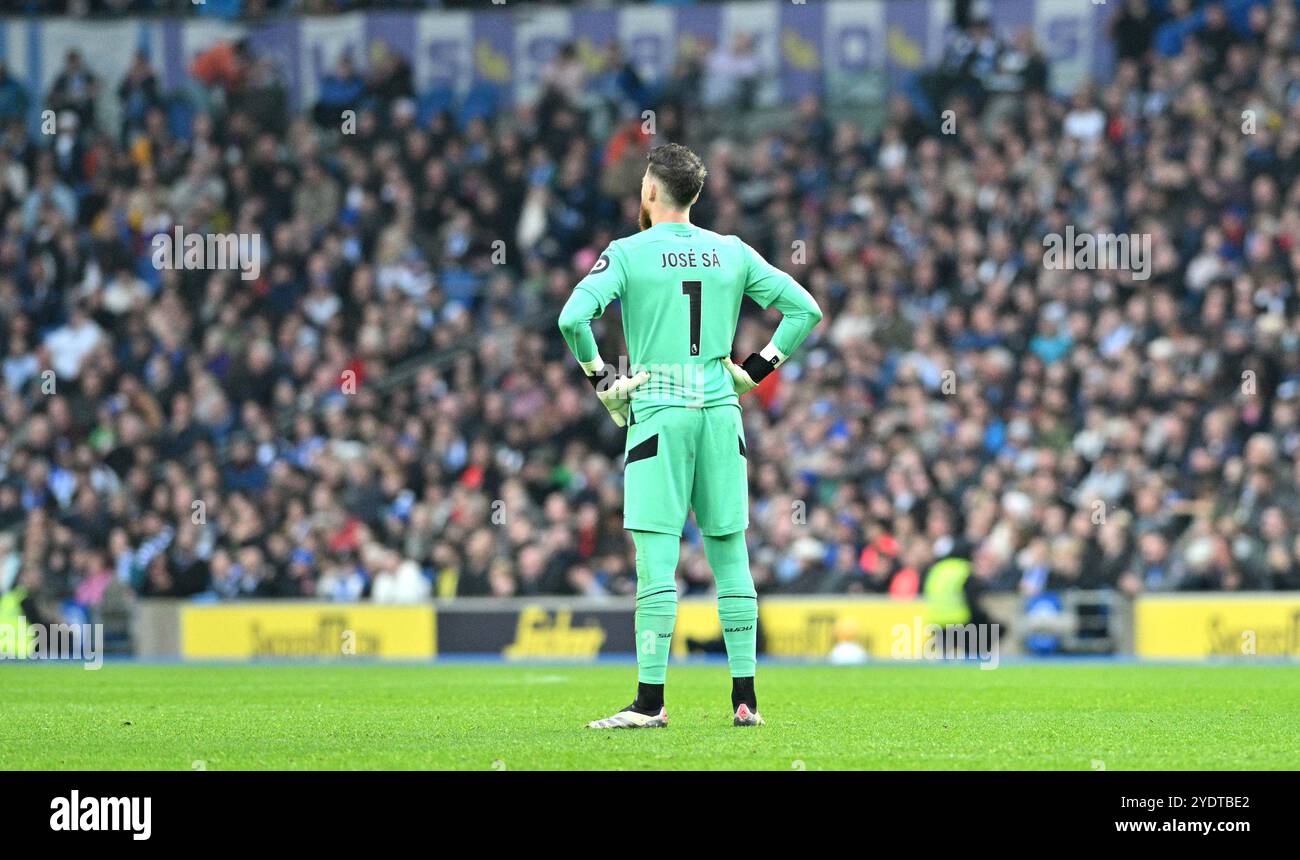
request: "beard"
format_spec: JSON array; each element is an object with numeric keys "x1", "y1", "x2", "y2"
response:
[{"x1": 638, "y1": 204, "x2": 652, "y2": 231}]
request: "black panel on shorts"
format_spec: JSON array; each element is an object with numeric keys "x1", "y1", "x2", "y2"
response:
[{"x1": 626, "y1": 434, "x2": 659, "y2": 464}]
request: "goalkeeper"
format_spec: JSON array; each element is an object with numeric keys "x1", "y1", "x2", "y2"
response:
[{"x1": 558, "y1": 143, "x2": 822, "y2": 729}]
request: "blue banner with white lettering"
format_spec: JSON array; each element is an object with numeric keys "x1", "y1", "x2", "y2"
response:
[{"x1": 0, "y1": 0, "x2": 1118, "y2": 133}]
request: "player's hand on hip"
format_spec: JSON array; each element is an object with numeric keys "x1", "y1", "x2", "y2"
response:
[
  {"x1": 590, "y1": 369, "x2": 651, "y2": 427},
  {"x1": 723, "y1": 354, "x2": 778, "y2": 396}
]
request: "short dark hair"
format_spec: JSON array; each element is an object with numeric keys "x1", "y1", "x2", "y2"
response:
[{"x1": 646, "y1": 143, "x2": 707, "y2": 208}]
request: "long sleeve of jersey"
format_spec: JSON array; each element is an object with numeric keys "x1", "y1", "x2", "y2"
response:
[
  {"x1": 557, "y1": 284, "x2": 604, "y2": 364},
  {"x1": 737, "y1": 239, "x2": 822, "y2": 361},
  {"x1": 766, "y1": 279, "x2": 823, "y2": 359},
  {"x1": 559, "y1": 246, "x2": 627, "y2": 366}
]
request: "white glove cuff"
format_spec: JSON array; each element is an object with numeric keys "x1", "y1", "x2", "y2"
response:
[{"x1": 760, "y1": 342, "x2": 788, "y2": 369}]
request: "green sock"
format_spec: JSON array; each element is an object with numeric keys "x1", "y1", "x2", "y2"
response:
[
  {"x1": 703, "y1": 531, "x2": 758, "y2": 678},
  {"x1": 631, "y1": 530, "x2": 679, "y2": 685}
]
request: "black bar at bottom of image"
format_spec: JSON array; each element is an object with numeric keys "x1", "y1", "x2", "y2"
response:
[{"x1": 8, "y1": 770, "x2": 1289, "y2": 846}]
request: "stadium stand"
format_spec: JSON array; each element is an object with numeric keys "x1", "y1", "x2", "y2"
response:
[{"x1": 1, "y1": 0, "x2": 1299, "y2": 639}]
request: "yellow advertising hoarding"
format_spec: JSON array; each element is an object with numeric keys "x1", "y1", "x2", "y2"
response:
[
  {"x1": 502, "y1": 607, "x2": 608, "y2": 658},
  {"x1": 676, "y1": 598, "x2": 924, "y2": 658},
  {"x1": 180, "y1": 603, "x2": 435, "y2": 659},
  {"x1": 1135, "y1": 594, "x2": 1300, "y2": 658}
]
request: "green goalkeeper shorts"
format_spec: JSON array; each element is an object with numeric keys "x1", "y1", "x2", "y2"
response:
[{"x1": 622, "y1": 403, "x2": 748, "y2": 537}]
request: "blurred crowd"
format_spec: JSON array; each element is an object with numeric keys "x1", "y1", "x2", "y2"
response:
[{"x1": 2, "y1": 0, "x2": 1300, "y2": 624}]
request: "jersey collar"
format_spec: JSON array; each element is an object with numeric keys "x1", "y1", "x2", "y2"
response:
[{"x1": 652, "y1": 221, "x2": 697, "y2": 236}]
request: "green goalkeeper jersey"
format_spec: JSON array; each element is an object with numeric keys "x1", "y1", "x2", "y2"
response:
[{"x1": 558, "y1": 221, "x2": 821, "y2": 419}]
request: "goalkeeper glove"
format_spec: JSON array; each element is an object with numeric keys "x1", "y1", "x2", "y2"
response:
[
  {"x1": 722, "y1": 344, "x2": 786, "y2": 395},
  {"x1": 580, "y1": 357, "x2": 650, "y2": 427}
]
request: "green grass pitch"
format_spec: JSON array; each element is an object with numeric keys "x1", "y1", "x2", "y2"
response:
[{"x1": 2, "y1": 662, "x2": 1297, "y2": 770}]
